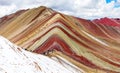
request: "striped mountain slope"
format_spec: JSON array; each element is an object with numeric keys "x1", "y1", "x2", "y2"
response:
[
  {"x1": 0, "y1": 36, "x2": 82, "y2": 73},
  {"x1": 0, "y1": 6, "x2": 120, "y2": 73}
]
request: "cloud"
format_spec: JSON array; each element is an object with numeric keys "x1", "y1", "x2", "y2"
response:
[
  {"x1": 0, "y1": 4, "x2": 16, "y2": 17},
  {"x1": 0, "y1": 0, "x2": 120, "y2": 19},
  {"x1": 52, "y1": 0, "x2": 120, "y2": 19}
]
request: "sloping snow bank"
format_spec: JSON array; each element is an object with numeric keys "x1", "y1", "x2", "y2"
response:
[{"x1": 0, "y1": 36, "x2": 82, "y2": 73}]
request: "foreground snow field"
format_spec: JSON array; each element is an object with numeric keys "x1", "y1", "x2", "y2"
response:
[{"x1": 0, "y1": 36, "x2": 82, "y2": 73}]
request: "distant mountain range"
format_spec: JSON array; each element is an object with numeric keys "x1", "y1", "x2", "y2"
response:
[{"x1": 0, "y1": 6, "x2": 120, "y2": 73}]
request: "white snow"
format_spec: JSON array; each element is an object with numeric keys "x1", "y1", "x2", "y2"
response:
[{"x1": 0, "y1": 36, "x2": 82, "y2": 73}]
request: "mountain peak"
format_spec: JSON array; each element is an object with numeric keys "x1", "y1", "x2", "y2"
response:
[{"x1": 37, "y1": 6, "x2": 47, "y2": 9}]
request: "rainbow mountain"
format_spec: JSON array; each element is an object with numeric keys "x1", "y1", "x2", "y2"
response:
[
  {"x1": 0, "y1": 36, "x2": 82, "y2": 73},
  {"x1": 0, "y1": 6, "x2": 120, "y2": 73}
]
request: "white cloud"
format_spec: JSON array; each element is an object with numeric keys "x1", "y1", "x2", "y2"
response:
[
  {"x1": 0, "y1": 4, "x2": 17, "y2": 17},
  {"x1": 0, "y1": 0, "x2": 120, "y2": 19},
  {"x1": 54, "y1": 0, "x2": 120, "y2": 19}
]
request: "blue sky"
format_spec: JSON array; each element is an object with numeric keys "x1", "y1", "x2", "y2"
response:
[
  {"x1": 106, "y1": 0, "x2": 120, "y2": 7},
  {"x1": 106, "y1": 0, "x2": 117, "y2": 3},
  {"x1": 0, "y1": 0, "x2": 119, "y2": 19}
]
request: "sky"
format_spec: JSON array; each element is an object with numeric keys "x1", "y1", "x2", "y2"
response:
[{"x1": 0, "y1": 0, "x2": 120, "y2": 19}]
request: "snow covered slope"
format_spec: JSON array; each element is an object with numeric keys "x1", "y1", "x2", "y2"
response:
[{"x1": 0, "y1": 36, "x2": 82, "y2": 73}]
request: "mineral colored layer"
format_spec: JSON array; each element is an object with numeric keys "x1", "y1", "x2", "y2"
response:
[{"x1": 0, "y1": 6, "x2": 120, "y2": 73}]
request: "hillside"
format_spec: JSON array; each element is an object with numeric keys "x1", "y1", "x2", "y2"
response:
[
  {"x1": 0, "y1": 6, "x2": 120, "y2": 73},
  {"x1": 0, "y1": 36, "x2": 82, "y2": 73}
]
